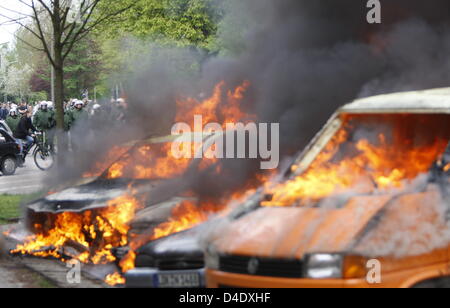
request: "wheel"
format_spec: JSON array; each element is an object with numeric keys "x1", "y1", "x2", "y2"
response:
[
  {"x1": 33, "y1": 147, "x2": 55, "y2": 171},
  {"x1": 0, "y1": 156, "x2": 17, "y2": 176}
]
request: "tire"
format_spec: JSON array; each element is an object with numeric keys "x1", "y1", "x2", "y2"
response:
[
  {"x1": 0, "y1": 156, "x2": 17, "y2": 176},
  {"x1": 33, "y1": 147, "x2": 55, "y2": 171}
]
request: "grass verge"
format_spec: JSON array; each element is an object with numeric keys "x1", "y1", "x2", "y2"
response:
[{"x1": 0, "y1": 193, "x2": 41, "y2": 224}]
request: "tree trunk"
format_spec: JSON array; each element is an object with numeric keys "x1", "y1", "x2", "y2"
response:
[{"x1": 53, "y1": 33, "x2": 69, "y2": 163}]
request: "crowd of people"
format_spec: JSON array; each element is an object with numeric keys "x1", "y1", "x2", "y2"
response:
[{"x1": 0, "y1": 97, "x2": 128, "y2": 165}]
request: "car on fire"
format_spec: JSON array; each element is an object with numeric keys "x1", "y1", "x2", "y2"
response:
[
  {"x1": 12, "y1": 128, "x2": 265, "y2": 286},
  {"x1": 123, "y1": 195, "x2": 260, "y2": 288},
  {"x1": 201, "y1": 87, "x2": 450, "y2": 288},
  {"x1": 0, "y1": 120, "x2": 21, "y2": 176}
]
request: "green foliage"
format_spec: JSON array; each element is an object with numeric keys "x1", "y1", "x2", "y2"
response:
[
  {"x1": 29, "y1": 91, "x2": 48, "y2": 102},
  {"x1": 63, "y1": 36, "x2": 104, "y2": 98},
  {"x1": 91, "y1": 0, "x2": 226, "y2": 90},
  {"x1": 96, "y1": 0, "x2": 223, "y2": 50}
]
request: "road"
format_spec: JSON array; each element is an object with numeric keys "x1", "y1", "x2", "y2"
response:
[
  {"x1": 0, "y1": 225, "x2": 56, "y2": 288},
  {"x1": 0, "y1": 160, "x2": 46, "y2": 195}
]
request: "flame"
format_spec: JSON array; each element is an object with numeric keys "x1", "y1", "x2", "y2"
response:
[
  {"x1": 12, "y1": 194, "x2": 143, "y2": 264},
  {"x1": 263, "y1": 115, "x2": 449, "y2": 207},
  {"x1": 175, "y1": 80, "x2": 253, "y2": 129},
  {"x1": 152, "y1": 201, "x2": 210, "y2": 240},
  {"x1": 83, "y1": 146, "x2": 132, "y2": 178},
  {"x1": 105, "y1": 272, "x2": 125, "y2": 286},
  {"x1": 444, "y1": 164, "x2": 450, "y2": 172},
  {"x1": 103, "y1": 81, "x2": 253, "y2": 181},
  {"x1": 106, "y1": 143, "x2": 194, "y2": 180}
]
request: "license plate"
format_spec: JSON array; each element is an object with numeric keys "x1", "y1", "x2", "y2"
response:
[{"x1": 157, "y1": 272, "x2": 201, "y2": 288}]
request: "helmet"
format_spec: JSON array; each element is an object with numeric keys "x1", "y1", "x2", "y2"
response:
[
  {"x1": 74, "y1": 100, "x2": 84, "y2": 107},
  {"x1": 40, "y1": 101, "x2": 48, "y2": 108},
  {"x1": 9, "y1": 109, "x2": 17, "y2": 116}
]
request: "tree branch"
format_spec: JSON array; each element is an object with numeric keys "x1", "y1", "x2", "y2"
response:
[
  {"x1": 62, "y1": 1, "x2": 135, "y2": 60},
  {"x1": 13, "y1": 32, "x2": 46, "y2": 53},
  {"x1": 30, "y1": 0, "x2": 56, "y2": 67}
]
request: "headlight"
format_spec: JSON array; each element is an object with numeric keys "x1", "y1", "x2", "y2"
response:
[
  {"x1": 205, "y1": 245, "x2": 219, "y2": 270},
  {"x1": 304, "y1": 253, "x2": 343, "y2": 279}
]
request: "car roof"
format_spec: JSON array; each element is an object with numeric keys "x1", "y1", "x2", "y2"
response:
[{"x1": 341, "y1": 87, "x2": 450, "y2": 114}]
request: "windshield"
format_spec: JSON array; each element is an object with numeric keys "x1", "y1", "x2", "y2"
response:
[
  {"x1": 264, "y1": 113, "x2": 450, "y2": 207},
  {"x1": 101, "y1": 141, "x2": 192, "y2": 180},
  {"x1": 100, "y1": 137, "x2": 219, "y2": 181}
]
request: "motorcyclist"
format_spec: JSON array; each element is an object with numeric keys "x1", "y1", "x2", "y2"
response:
[
  {"x1": 14, "y1": 106, "x2": 37, "y2": 159},
  {"x1": 33, "y1": 101, "x2": 56, "y2": 149},
  {"x1": 5, "y1": 109, "x2": 20, "y2": 136}
]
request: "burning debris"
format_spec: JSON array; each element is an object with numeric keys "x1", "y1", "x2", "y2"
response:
[{"x1": 11, "y1": 194, "x2": 143, "y2": 264}]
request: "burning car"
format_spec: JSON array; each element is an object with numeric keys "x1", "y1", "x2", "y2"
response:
[
  {"x1": 204, "y1": 87, "x2": 450, "y2": 288},
  {"x1": 7, "y1": 80, "x2": 271, "y2": 286},
  {"x1": 10, "y1": 132, "x2": 227, "y2": 265}
]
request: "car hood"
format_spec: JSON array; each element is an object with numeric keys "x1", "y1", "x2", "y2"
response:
[
  {"x1": 138, "y1": 228, "x2": 203, "y2": 260},
  {"x1": 26, "y1": 179, "x2": 161, "y2": 214},
  {"x1": 136, "y1": 227, "x2": 205, "y2": 269},
  {"x1": 212, "y1": 186, "x2": 447, "y2": 259}
]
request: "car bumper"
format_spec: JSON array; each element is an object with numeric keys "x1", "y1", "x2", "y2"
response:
[
  {"x1": 205, "y1": 266, "x2": 448, "y2": 288},
  {"x1": 125, "y1": 268, "x2": 205, "y2": 288}
]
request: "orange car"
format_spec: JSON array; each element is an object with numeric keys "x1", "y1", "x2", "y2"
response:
[{"x1": 205, "y1": 87, "x2": 450, "y2": 288}]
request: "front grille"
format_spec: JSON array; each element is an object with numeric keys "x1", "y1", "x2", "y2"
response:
[
  {"x1": 157, "y1": 258, "x2": 204, "y2": 270},
  {"x1": 219, "y1": 255, "x2": 303, "y2": 278}
]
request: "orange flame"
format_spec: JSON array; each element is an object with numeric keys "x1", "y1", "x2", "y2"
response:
[
  {"x1": 264, "y1": 115, "x2": 449, "y2": 207},
  {"x1": 12, "y1": 194, "x2": 143, "y2": 264},
  {"x1": 103, "y1": 81, "x2": 253, "y2": 181},
  {"x1": 105, "y1": 272, "x2": 125, "y2": 286}
]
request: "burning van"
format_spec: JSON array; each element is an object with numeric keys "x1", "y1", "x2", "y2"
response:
[{"x1": 205, "y1": 87, "x2": 450, "y2": 288}]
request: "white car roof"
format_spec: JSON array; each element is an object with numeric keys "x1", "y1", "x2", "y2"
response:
[{"x1": 341, "y1": 87, "x2": 450, "y2": 114}]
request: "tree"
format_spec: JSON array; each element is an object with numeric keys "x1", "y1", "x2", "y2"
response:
[
  {"x1": 4, "y1": 65, "x2": 33, "y2": 99},
  {"x1": 96, "y1": 0, "x2": 223, "y2": 50},
  {"x1": 0, "y1": 0, "x2": 133, "y2": 153}
]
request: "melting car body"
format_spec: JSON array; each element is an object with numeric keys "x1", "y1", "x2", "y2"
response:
[{"x1": 203, "y1": 87, "x2": 450, "y2": 288}]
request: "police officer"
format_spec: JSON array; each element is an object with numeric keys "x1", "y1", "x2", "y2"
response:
[
  {"x1": 34, "y1": 101, "x2": 56, "y2": 149},
  {"x1": 68, "y1": 100, "x2": 89, "y2": 129},
  {"x1": 5, "y1": 109, "x2": 20, "y2": 135}
]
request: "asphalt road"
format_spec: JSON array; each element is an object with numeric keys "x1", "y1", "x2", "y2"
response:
[{"x1": 0, "y1": 159, "x2": 46, "y2": 195}]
